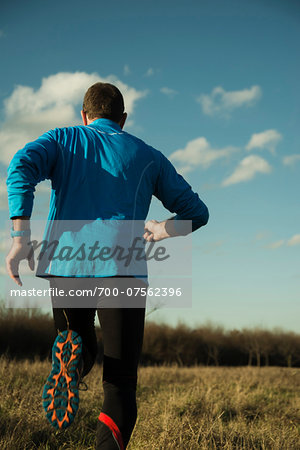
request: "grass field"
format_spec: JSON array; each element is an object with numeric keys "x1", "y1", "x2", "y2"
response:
[{"x1": 0, "y1": 358, "x2": 299, "y2": 449}]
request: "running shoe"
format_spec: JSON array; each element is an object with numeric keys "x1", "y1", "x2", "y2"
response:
[
  {"x1": 42, "y1": 329, "x2": 83, "y2": 429},
  {"x1": 96, "y1": 414, "x2": 125, "y2": 450}
]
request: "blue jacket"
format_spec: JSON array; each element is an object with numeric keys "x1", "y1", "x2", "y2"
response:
[{"x1": 7, "y1": 118, "x2": 209, "y2": 276}]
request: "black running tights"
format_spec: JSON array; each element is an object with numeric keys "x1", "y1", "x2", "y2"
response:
[{"x1": 49, "y1": 277, "x2": 146, "y2": 449}]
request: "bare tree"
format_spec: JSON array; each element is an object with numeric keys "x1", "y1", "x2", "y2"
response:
[
  {"x1": 240, "y1": 329, "x2": 264, "y2": 367},
  {"x1": 276, "y1": 331, "x2": 300, "y2": 367},
  {"x1": 200, "y1": 324, "x2": 224, "y2": 366}
]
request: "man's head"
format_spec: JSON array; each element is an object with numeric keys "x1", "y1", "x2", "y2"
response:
[{"x1": 81, "y1": 82, "x2": 127, "y2": 128}]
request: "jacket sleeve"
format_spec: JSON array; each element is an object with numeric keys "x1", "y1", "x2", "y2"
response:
[
  {"x1": 6, "y1": 130, "x2": 58, "y2": 219},
  {"x1": 153, "y1": 151, "x2": 209, "y2": 235}
]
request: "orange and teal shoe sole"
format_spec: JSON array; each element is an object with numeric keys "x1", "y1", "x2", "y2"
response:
[{"x1": 42, "y1": 330, "x2": 82, "y2": 429}]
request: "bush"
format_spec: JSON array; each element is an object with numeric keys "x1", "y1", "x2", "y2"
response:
[{"x1": 0, "y1": 302, "x2": 299, "y2": 367}]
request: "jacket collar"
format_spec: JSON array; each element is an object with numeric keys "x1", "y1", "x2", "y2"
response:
[{"x1": 87, "y1": 118, "x2": 122, "y2": 131}]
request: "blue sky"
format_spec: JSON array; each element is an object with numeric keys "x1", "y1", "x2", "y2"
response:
[{"x1": 0, "y1": 0, "x2": 299, "y2": 331}]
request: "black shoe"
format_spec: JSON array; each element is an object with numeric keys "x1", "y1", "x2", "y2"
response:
[{"x1": 96, "y1": 413, "x2": 124, "y2": 450}]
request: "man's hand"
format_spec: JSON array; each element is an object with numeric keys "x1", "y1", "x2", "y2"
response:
[
  {"x1": 6, "y1": 239, "x2": 35, "y2": 286},
  {"x1": 143, "y1": 219, "x2": 170, "y2": 242}
]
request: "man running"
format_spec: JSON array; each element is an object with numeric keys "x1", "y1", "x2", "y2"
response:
[{"x1": 6, "y1": 82, "x2": 209, "y2": 449}]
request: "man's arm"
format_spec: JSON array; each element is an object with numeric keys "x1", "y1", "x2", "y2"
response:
[
  {"x1": 7, "y1": 131, "x2": 57, "y2": 218},
  {"x1": 6, "y1": 217, "x2": 34, "y2": 286},
  {"x1": 6, "y1": 131, "x2": 57, "y2": 285},
  {"x1": 144, "y1": 151, "x2": 209, "y2": 242}
]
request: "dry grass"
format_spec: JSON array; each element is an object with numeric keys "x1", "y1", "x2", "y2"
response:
[{"x1": 0, "y1": 358, "x2": 299, "y2": 449}]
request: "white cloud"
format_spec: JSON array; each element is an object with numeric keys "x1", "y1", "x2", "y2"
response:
[
  {"x1": 287, "y1": 234, "x2": 300, "y2": 246},
  {"x1": 197, "y1": 85, "x2": 262, "y2": 117},
  {"x1": 246, "y1": 129, "x2": 282, "y2": 153},
  {"x1": 255, "y1": 231, "x2": 270, "y2": 241},
  {"x1": 123, "y1": 64, "x2": 131, "y2": 76},
  {"x1": 222, "y1": 155, "x2": 272, "y2": 186},
  {"x1": 266, "y1": 234, "x2": 300, "y2": 249},
  {"x1": 0, "y1": 71, "x2": 147, "y2": 165},
  {"x1": 145, "y1": 68, "x2": 154, "y2": 77},
  {"x1": 267, "y1": 240, "x2": 285, "y2": 250},
  {"x1": 160, "y1": 87, "x2": 178, "y2": 98},
  {"x1": 0, "y1": 178, "x2": 8, "y2": 210},
  {"x1": 169, "y1": 137, "x2": 236, "y2": 174},
  {"x1": 283, "y1": 154, "x2": 300, "y2": 166}
]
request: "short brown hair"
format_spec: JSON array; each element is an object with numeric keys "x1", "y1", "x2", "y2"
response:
[{"x1": 82, "y1": 82, "x2": 124, "y2": 122}]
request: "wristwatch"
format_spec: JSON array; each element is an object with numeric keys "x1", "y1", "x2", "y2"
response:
[{"x1": 11, "y1": 228, "x2": 31, "y2": 238}]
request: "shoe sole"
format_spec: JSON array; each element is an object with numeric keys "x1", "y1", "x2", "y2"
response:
[{"x1": 42, "y1": 329, "x2": 82, "y2": 429}]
